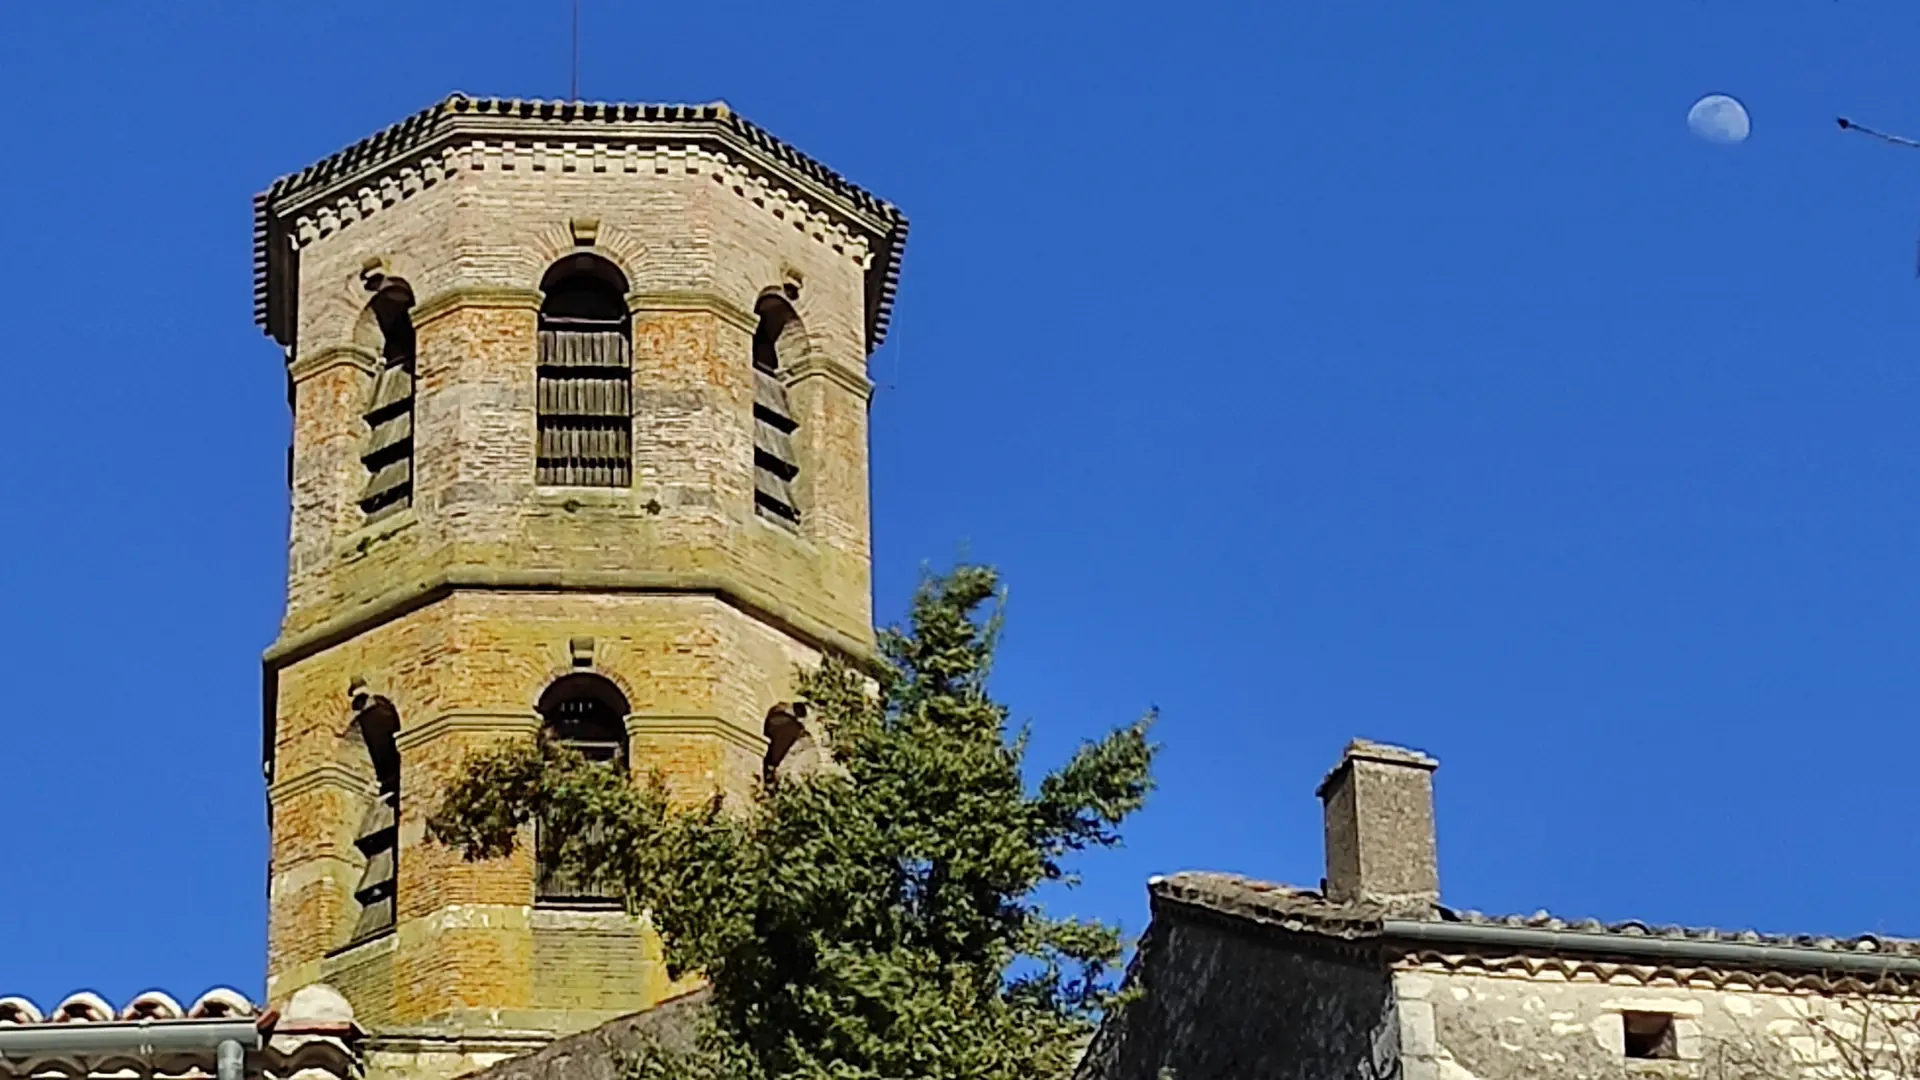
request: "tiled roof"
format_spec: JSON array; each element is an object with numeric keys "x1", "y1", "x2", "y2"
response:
[
  {"x1": 0, "y1": 988, "x2": 257, "y2": 1026},
  {"x1": 1439, "y1": 906, "x2": 1920, "y2": 957},
  {"x1": 0, "y1": 985, "x2": 359, "y2": 1080},
  {"x1": 1152, "y1": 871, "x2": 1920, "y2": 962},
  {"x1": 253, "y1": 93, "x2": 909, "y2": 353},
  {"x1": 1150, "y1": 872, "x2": 1394, "y2": 939}
]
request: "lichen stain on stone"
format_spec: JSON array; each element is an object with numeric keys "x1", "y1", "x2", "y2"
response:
[
  {"x1": 1766, "y1": 1018, "x2": 1803, "y2": 1039},
  {"x1": 1435, "y1": 1049, "x2": 1484, "y2": 1080}
]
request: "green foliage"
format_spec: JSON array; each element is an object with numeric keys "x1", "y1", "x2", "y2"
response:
[{"x1": 430, "y1": 565, "x2": 1157, "y2": 1080}]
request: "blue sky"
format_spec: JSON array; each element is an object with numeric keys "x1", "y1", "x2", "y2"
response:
[{"x1": 6, "y1": 0, "x2": 1920, "y2": 1006}]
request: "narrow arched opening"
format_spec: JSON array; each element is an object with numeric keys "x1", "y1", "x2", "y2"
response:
[
  {"x1": 537, "y1": 255, "x2": 633, "y2": 488},
  {"x1": 345, "y1": 696, "x2": 402, "y2": 943},
  {"x1": 535, "y1": 672, "x2": 631, "y2": 902},
  {"x1": 750, "y1": 293, "x2": 802, "y2": 524},
  {"x1": 762, "y1": 702, "x2": 816, "y2": 788},
  {"x1": 359, "y1": 280, "x2": 417, "y2": 518}
]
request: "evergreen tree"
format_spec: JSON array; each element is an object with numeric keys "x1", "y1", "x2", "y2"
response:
[{"x1": 430, "y1": 565, "x2": 1156, "y2": 1080}]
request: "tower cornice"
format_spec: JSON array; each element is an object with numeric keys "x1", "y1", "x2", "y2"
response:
[{"x1": 254, "y1": 94, "x2": 908, "y2": 355}]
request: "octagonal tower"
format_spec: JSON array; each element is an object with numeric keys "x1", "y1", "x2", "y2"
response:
[{"x1": 252, "y1": 94, "x2": 905, "y2": 1078}]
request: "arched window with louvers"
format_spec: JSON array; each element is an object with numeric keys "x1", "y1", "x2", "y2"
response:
[
  {"x1": 534, "y1": 672, "x2": 631, "y2": 902},
  {"x1": 537, "y1": 255, "x2": 632, "y2": 487},
  {"x1": 342, "y1": 695, "x2": 402, "y2": 944},
  {"x1": 358, "y1": 280, "x2": 417, "y2": 518},
  {"x1": 750, "y1": 293, "x2": 804, "y2": 524}
]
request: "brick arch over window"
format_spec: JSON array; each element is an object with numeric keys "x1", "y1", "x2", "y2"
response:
[
  {"x1": 751, "y1": 292, "x2": 804, "y2": 524},
  {"x1": 535, "y1": 672, "x2": 630, "y2": 901},
  {"x1": 357, "y1": 280, "x2": 417, "y2": 518},
  {"x1": 537, "y1": 255, "x2": 632, "y2": 487},
  {"x1": 340, "y1": 695, "x2": 401, "y2": 943},
  {"x1": 524, "y1": 222, "x2": 648, "y2": 288}
]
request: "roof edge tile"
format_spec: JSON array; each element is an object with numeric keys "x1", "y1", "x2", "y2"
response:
[{"x1": 1151, "y1": 871, "x2": 1920, "y2": 967}]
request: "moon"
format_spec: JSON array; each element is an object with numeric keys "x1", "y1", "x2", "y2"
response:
[{"x1": 1688, "y1": 94, "x2": 1751, "y2": 145}]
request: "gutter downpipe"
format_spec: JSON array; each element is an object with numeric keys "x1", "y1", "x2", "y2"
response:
[
  {"x1": 0, "y1": 1018, "x2": 262, "y2": 1080},
  {"x1": 1382, "y1": 919, "x2": 1920, "y2": 977}
]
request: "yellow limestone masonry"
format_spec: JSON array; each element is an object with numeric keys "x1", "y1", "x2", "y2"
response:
[{"x1": 255, "y1": 97, "x2": 905, "y2": 1080}]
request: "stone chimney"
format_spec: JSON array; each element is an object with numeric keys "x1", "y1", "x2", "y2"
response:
[{"x1": 1316, "y1": 739, "x2": 1439, "y2": 909}]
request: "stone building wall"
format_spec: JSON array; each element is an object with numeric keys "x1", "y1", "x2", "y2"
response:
[
  {"x1": 1075, "y1": 910, "x2": 1399, "y2": 1080},
  {"x1": 1080, "y1": 916, "x2": 1920, "y2": 1080},
  {"x1": 1402, "y1": 965, "x2": 1920, "y2": 1080}
]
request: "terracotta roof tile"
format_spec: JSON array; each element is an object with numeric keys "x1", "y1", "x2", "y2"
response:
[
  {"x1": 0, "y1": 986, "x2": 354, "y2": 1080},
  {"x1": 0, "y1": 987, "x2": 260, "y2": 1027},
  {"x1": 1149, "y1": 871, "x2": 1393, "y2": 939}
]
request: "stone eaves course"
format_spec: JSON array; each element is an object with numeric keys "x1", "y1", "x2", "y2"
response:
[{"x1": 253, "y1": 93, "x2": 909, "y2": 354}]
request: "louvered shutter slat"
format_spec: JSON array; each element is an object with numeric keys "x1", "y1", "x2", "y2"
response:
[
  {"x1": 356, "y1": 795, "x2": 397, "y2": 837},
  {"x1": 753, "y1": 369, "x2": 793, "y2": 420},
  {"x1": 370, "y1": 366, "x2": 413, "y2": 411},
  {"x1": 755, "y1": 468, "x2": 796, "y2": 509},
  {"x1": 352, "y1": 897, "x2": 395, "y2": 938},
  {"x1": 358, "y1": 845, "x2": 395, "y2": 888},
  {"x1": 755, "y1": 417, "x2": 797, "y2": 468},
  {"x1": 361, "y1": 459, "x2": 412, "y2": 501},
  {"x1": 365, "y1": 412, "x2": 413, "y2": 457}
]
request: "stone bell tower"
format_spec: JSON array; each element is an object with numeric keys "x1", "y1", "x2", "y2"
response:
[{"x1": 252, "y1": 95, "x2": 906, "y2": 1077}]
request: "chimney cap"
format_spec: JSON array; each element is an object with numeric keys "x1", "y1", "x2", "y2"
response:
[{"x1": 1316, "y1": 739, "x2": 1437, "y2": 800}]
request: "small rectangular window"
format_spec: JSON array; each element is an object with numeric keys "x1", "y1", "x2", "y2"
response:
[{"x1": 1622, "y1": 1012, "x2": 1677, "y2": 1060}]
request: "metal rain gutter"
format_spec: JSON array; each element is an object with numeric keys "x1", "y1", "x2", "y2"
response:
[
  {"x1": 0, "y1": 1017, "x2": 262, "y2": 1080},
  {"x1": 1383, "y1": 919, "x2": 1920, "y2": 977}
]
